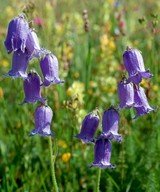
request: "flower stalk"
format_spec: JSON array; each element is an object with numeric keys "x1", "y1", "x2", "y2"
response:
[
  {"x1": 95, "y1": 168, "x2": 101, "y2": 192},
  {"x1": 48, "y1": 137, "x2": 58, "y2": 192}
]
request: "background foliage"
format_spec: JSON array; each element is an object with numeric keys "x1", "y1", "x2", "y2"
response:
[{"x1": 0, "y1": 0, "x2": 160, "y2": 191}]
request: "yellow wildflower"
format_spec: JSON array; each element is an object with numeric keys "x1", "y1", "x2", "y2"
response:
[
  {"x1": 58, "y1": 140, "x2": 67, "y2": 149},
  {"x1": 0, "y1": 60, "x2": 9, "y2": 67},
  {"x1": 100, "y1": 34, "x2": 108, "y2": 46},
  {"x1": 100, "y1": 34, "x2": 116, "y2": 54},
  {"x1": 140, "y1": 79, "x2": 148, "y2": 88},
  {"x1": 66, "y1": 87, "x2": 74, "y2": 97},
  {"x1": 108, "y1": 37, "x2": 116, "y2": 50},
  {"x1": 101, "y1": 77, "x2": 117, "y2": 93},
  {"x1": 74, "y1": 72, "x2": 80, "y2": 79},
  {"x1": 66, "y1": 81, "x2": 84, "y2": 103},
  {"x1": 63, "y1": 43, "x2": 73, "y2": 61},
  {"x1": 152, "y1": 85, "x2": 158, "y2": 91},
  {"x1": 89, "y1": 80, "x2": 97, "y2": 88},
  {"x1": 102, "y1": 85, "x2": 108, "y2": 91},
  {"x1": 55, "y1": 23, "x2": 65, "y2": 35},
  {"x1": 62, "y1": 153, "x2": 71, "y2": 163}
]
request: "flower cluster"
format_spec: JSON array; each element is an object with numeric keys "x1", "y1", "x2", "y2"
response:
[
  {"x1": 4, "y1": 14, "x2": 63, "y2": 136},
  {"x1": 118, "y1": 46, "x2": 156, "y2": 118},
  {"x1": 75, "y1": 46, "x2": 157, "y2": 169},
  {"x1": 75, "y1": 106, "x2": 121, "y2": 169}
]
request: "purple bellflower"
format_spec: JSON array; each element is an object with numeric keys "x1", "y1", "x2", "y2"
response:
[
  {"x1": 89, "y1": 138, "x2": 116, "y2": 168},
  {"x1": 6, "y1": 50, "x2": 29, "y2": 78},
  {"x1": 118, "y1": 77, "x2": 135, "y2": 109},
  {"x1": 74, "y1": 111, "x2": 99, "y2": 143},
  {"x1": 98, "y1": 106, "x2": 122, "y2": 142},
  {"x1": 123, "y1": 47, "x2": 153, "y2": 84},
  {"x1": 40, "y1": 54, "x2": 64, "y2": 86},
  {"x1": 4, "y1": 15, "x2": 29, "y2": 54},
  {"x1": 30, "y1": 105, "x2": 54, "y2": 137},
  {"x1": 22, "y1": 72, "x2": 46, "y2": 104},
  {"x1": 26, "y1": 29, "x2": 41, "y2": 58},
  {"x1": 133, "y1": 86, "x2": 156, "y2": 119}
]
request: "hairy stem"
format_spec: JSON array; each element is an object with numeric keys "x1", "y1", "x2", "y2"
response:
[
  {"x1": 95, "y1": 168, "x2": 101, "y2": 192},
  {"x1": 48, "y1": 137, "x2": 58, "y2": 192}
]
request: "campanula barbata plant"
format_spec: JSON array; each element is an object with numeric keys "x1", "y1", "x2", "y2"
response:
[
  {"x1": 4, "y1": 14, "x2": 63, "y2": 136},
  {"x1": 4, "y1": 13, "x2": 63, "y2": 191},
  {"x1": 75, "y1": 46, "x2": 156, "y2": 171}
]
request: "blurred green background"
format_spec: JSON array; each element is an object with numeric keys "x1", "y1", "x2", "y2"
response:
[{"x1": 0, "y1": 0, "x2": 160, "y2": 191}]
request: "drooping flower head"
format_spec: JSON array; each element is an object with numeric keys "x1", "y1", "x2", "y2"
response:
[
  {"x1": 123, "y1": 47, "x2": 153, "y2": 84},
  {"x1": 30, "y1": 105, "x2": 54, "y2": 137},
  {"x1": 26, "y1": 29, "x2": 41, "y2": 58},
  {"x1": 5, "y1": 50, "x2": 29, "y2": 78},
  {"x1": 40, "y1": 53, "x2": 64, "y2": 86},
  {"x1": 133, "y1": 85, "x2": 156, "y2": 119},
  {"x1": 74, "y1": 110, "x2": 99, "y2": 143},
  {"x1": 89, "y1": 138, "x2": 116, "y2": 168},
  {"x1": 98, "y1": 106, "x2": 122, "y2": 142},
  {"x1": 4, "y1": 15, "x2": 29, "y2": 54},
  {"x1": 118, "y1": 76, "x2": 135, "y2": 109},
  {"x1": 22, "y1": 72, "x2": 46, "y2": 104}
]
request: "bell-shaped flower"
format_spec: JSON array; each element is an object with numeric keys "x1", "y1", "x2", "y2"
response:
[
  {"x1": 118, "y1": 77, "x2": 135, "y2": 109},
  {"x1": 123, "y1": 47, "x2": 153, "y2": 84},
  {"x1": 21, "y1": 72, "x2": 46, "y2": 104},
  {"x1": 133, "y1": 86, "x2": 156, "y2": 118},
  {"x1": 5, "y1": 50, "x2": 29, "y2": 78},
  {"x1": 30, "y1": 105, "x2": 54, "y2": 137},
  {"x1": 26, "y1": 29, "x2": 41, "y2": 58},
  {"x1": 40, "y1": 54, "x2": 64, "y2": 86},
  {"x1": 4, "y1": 15, "x2": 29, "y2": 54},
  {"x1": 98, "y1": 106, "x2": 122, "y2": 142},
  {"x1": 89, "y1": 138, "x2": 116, "y2": 169},
  {"x1": 74, "y1": 111, "x2": 99, "y2": 143}
]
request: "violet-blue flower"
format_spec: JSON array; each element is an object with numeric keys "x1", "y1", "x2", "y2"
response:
[
  {"x1": 26, "y1": 29, "x2": 41, "y2": 58},
  {"x1": 123, "y1": 47, "x2": 153, "y2": 84},
  {"x1": 133, "y1": 86, "x2": 156, "y2": 119},
  {"x1": 74, "y1": 111, "x2": 99, "y2": 143},
  {"x1": 4, "y1": 15, "x2": 29, "y2": 54},
  {"x1": 22, "y1": 72, "x2": 46, "y2": 104},
  {"x1": 5, "y1": 50, "x2": 29, "y2": 78},
  {"x1": 118, "y1": 77, "x2": 135, "y2": 109},
  {"x1": 98, "y1": 106, "x2": 122, "y2": 142},
  {"x1": 30, "y1": 105, "x2": 54, "y2": 137},
  {"x1": 40, "y1": 54, "x2": 64, "y2": 86},
  {"x1": 89, "y1": 138, "x2": 116, "y2": 169}
]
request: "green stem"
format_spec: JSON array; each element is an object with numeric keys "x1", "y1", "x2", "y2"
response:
[
  {"x1": 48, "y1": 137, "x2": 58, "y2": 192},
  {"x1": 95, "y1": 168, "x2": 101, "y2": 192}
]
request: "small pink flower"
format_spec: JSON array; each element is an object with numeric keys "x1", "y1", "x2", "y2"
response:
[{"x1": 33, "y1": 17, "x2": 45, "y2": 27}]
